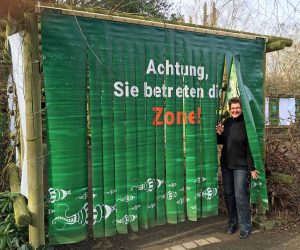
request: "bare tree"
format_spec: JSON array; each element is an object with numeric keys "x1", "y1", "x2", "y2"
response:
[
  {"x1": 203, "y1": 2, "x2": 208, "y2": 26},
  {"x1": 185, "y1": 0, "x2": 300, "y2": 95},
  {"x1": 210, "y1": 1, "x2": 217, "y2": 27}
]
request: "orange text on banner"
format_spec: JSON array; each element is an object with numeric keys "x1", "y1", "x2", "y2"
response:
[{"x1": 152, "y1": 107, "x2": 201, "y2": 126}]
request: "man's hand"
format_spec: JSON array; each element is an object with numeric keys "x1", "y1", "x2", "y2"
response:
[
  {"x1": 215, "y1": 123, "x2": 224, "y2": 135},
  {"x1": 251, "y1": 170, "x2": 259, "y2": 179}
]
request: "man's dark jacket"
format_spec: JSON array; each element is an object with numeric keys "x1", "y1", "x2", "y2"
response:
[{"x1": 217, "y1": 113, "x2": 255, "y2": 171}]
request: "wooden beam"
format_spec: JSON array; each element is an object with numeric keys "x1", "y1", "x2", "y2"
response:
[
  {"x1": 4, "y1": 2, "x2": 23, "y2": 53},
  {"x1": 266, "y1": 40, "x2": 290, "y2": 53},
  {"x1": 23, "y1": 11, "x2": 45, "y2": 248},
  {"x1": 267, "y1": 36, "x2": 293, "y2": 47},
  {"x1": 37, "y1": 4, "x2": 263, "y2": 41},
  {"x1": 0, "y1": 19, "x2": 7, "y2": 29},
  {"x1": 37, "y1": 3, "x2": 293, "y2": 49},
  {"x1": 0, "y1": 31, "x2": 5, "y2": 41},
  {"x1": 270, "y1": 172, "x2": 293, "y2": 184},
  {"x1": 6, "y1": 1, "x2": 24, "y2": 35},
  {"x1": 0, "y1": 0, "x2": 10, "y2": 19},
  {"x1": 8, "y1": 163, "x2": 31, "y2": 227}
]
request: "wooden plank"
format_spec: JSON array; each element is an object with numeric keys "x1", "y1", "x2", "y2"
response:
[
  {"x1": 37, "y1": 4, "x2": 267, "y2": 41},
  {"x1": 23, "y1": 12, "x2": 45, "y2": 248}
]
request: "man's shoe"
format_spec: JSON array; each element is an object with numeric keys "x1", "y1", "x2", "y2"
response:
[
  {"x1": 239, "y1": 231, "x2": 251, "y2": 239},
  {"x1": 226, "y1": 223, "x2": 237, "y2": 234}
]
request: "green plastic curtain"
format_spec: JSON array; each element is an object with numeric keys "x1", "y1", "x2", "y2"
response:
[{"x1": 42, "y1": 9, "x2": 268, "y2": 244}]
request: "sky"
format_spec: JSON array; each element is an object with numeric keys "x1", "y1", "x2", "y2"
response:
[{"x1": 170, "y1": 0, "x2": 300, "y2": 38}]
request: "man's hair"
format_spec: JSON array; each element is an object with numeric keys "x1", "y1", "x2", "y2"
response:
[{"x1": 228, "y1": 97, "x2": 242, "y2": 109}]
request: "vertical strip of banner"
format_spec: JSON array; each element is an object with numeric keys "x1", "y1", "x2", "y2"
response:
[
  {"x1": 101, "y1": 36, "x2": 116, "y2": 237},
  {"x1": 145, "y1": 44, "x2": 156, "y2": 227},
  {"x1": 242, "y1": 42, "x2": 265, "y2": 142},
  {"x1": 199, "y1": 61, "x2": 208, "y2": 218},
  {"x1": 165, "y1": 30, "x2": 178, "y2": 224},
  {"x1": 88, "y1": 44, "x2": 104, "y2": 237},
  {"x1": 216, "y1": 53, "x2": 226, "y2": 123},
  {"x1": 234, "y1": 57, "x2": 268, "y2": 209},
  {"x1": 135, "y1": 42, "x2": 148, "y2": 229},
  {"x1": 220, "y1": 54, "x2": 233, "y2": 116},
  {"x1": 211, "y1": 58, "x2": 219, "y2": 215},
  {"x1": 185, "y1": 46, "x2": 197, "y2": 221},
  {"x1": 124, "y1": 41, "x2": 139, "y2": 232},
  {"x1": 199, "y1": 48, "x2": 208, "y2": 218},
  {"x1": 42, "y1": 12, "x2": 88, "y2": 244},
  {"x1": 200, "y1": 49, "x2": 218, "y2": 218},
  {"x1": 154, "y1": 44, "x2": 166, "y2": 225},
  {"x1": 175, "y1": 39, "x2": 185, "y2": 222},
  {"x1": 214, "y1": 52, "x2": 227, "y2": 212},
  {"x1": 112, "y1": 40, "x2": 128, "y2": 234},
  {"x1": 193, "y1": 48, "x2": 202, "y2": 219}
]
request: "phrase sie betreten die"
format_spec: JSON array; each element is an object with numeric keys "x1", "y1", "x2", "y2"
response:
[{"x1": 113, "y1": 59, "x2": 221, "y2": 99}]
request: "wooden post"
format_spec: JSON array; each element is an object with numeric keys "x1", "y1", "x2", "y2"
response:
[
  {"x1": 5, "y1": 1, "x2": 23, "y2": 51},
  {"x1": 23, "y1": 12, "x2": 45, "y2": 248},
  {"x1": 8, "y1": 163, "x2": 31, "y2": 227}
]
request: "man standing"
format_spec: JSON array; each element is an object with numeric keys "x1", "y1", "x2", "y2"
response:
[{"x1": 216, "y1": 97, "x2": 259, "y2": 239}]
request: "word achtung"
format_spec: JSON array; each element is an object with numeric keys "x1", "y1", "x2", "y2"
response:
[{"x1": 146, "y1": 59, "x2": 208, "y2": 80}]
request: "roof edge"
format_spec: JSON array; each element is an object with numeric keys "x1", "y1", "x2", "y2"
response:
[
  {"x1": 37, "y1": 3, "x2": 270, "y2": 41},
  {"x1": 0, "y1": 2, "x2": 294, "y2": 51}
]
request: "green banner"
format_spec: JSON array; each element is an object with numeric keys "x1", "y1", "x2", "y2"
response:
[
  {"x1": 42, "y1": 13, "x2": 88, "y2": 244},
  {"x1": 42, "y1": 9, "x2": 268, "y2": 244},
  {"x1": 234, "y1": 58, "x2": 269, "y2": 208}
]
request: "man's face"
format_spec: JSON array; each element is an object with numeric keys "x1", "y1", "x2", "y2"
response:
[{"x1": 230, "y1": 103, "x2": 242, "y2": 118}]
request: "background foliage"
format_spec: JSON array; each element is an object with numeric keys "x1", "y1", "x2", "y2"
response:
[{"x1": 0, "y1": 192, "x2": 30, "y2": 250}]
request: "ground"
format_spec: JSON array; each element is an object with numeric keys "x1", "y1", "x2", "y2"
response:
[{"x1": 54, "y1": 213, "x2": 300, "y2": 250}]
